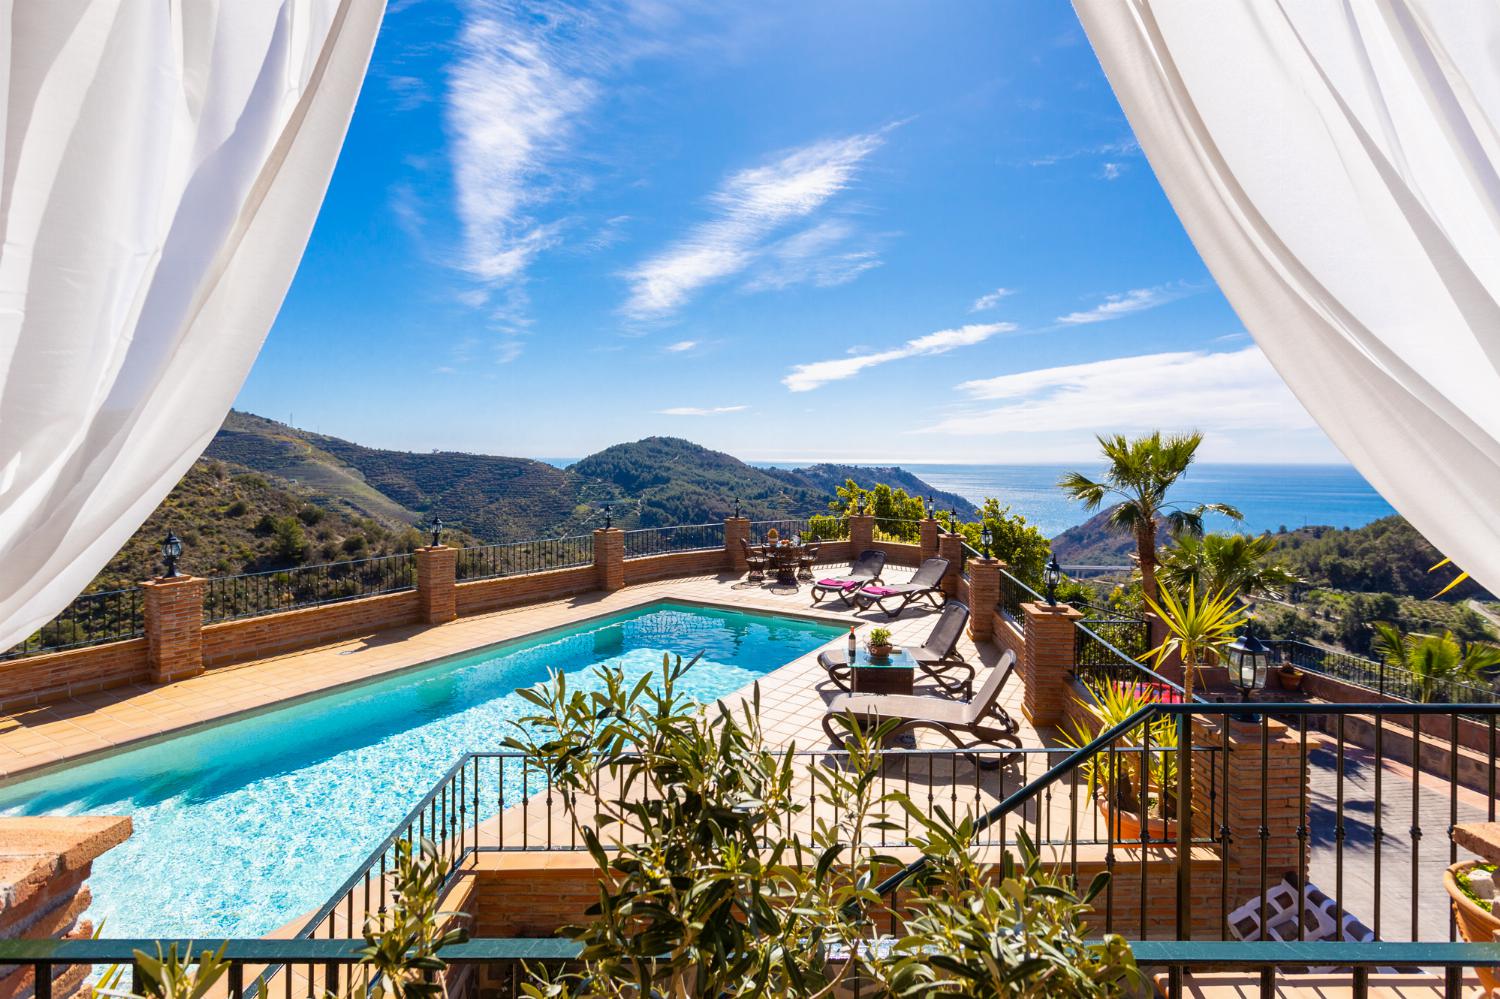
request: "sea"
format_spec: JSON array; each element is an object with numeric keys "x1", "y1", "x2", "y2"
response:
[{"x1": 538, "y1": 457, "x2": 1396, "y2": 541}]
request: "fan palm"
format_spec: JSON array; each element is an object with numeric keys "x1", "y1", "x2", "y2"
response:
[
  {"x1": 1059, "y1": 432, "x2": 1242, "y2": 603},
  {"x1": 1158, "y1": 533, "x2": 1300, "y2": 602},
  {"x1": 1370, "y1": 622, "x2": 1500, "y2": 702}
]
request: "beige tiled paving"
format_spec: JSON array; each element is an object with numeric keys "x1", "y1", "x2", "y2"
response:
[{"x1": 0, "y1": 564, "x2": 1047, "y2": 781}]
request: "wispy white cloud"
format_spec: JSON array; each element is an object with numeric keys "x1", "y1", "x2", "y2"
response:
[
  {"x1": 1055, "y1": 283, "x2": 1197, "y2": 325},
  {"x1": 783, "y1": 322, "x2": 1014, "y2": 392},
  {"x1": 969, "y1": 287, "x2": 1015, "y2": 312},
  {"x1": 924, "y1": 347, "x2": 1314, "y2": 436},
  {"x1": 657, "y1": 405, "x2": 748, "y2": 416},
  {"x1": 743, "y1": 220, "x2": 883, "y2": 293},
  {"x1": 665, "y1": 340, "x2": 698, "y2": 353},
  {"x1": 1100, "y1": 162, "x2": 1124, "y2": 180},
  {"x1": 1026, "y1": 138, "x2": 1139, "y2": 168},
  {"x1": 624, "y1": 131, "x2": 887, "y2": 318}
]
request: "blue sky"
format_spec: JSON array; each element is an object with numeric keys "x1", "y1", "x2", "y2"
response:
[{"x1": 238, "y1": 0, "x2": 1344, "y2": 465}]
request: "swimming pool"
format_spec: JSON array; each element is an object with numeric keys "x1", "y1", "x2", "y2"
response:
[{"x1": 0, "y1": 601, "x2": 840, "y2": 939}]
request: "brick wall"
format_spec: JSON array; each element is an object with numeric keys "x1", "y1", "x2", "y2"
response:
[
  {"x1": 455, "y1": 566, "x2": 596, "y2": 617},
  {"x1": 868, "y1": 540, "x2": 921, "y2": 568},
  {"x1": 202, "y1": 591, "x2": 421, "y2": 668},
  {"x1": 0, "y1": 640, "x2": 148, "y2": 714},
  {"x1": 0, "y1": 816, "x2": 132, "y2": 999},
  {"x1": 622, "y1": 548, "x2": 728, "y2": 585}
]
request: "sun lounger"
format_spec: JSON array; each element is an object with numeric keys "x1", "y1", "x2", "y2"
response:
[
  {"x1": 810, "y1": 550, "x2": 886, "y2": 606},
  {"x1": 854, "y1": 557, "x2": 948, "y2": 617},
  {"x1": 822, "y1": 650, "x2": 1019, "y2": 766},
  {"x1": 819, "y1": 601, "x2": 977, "y2": 697}
]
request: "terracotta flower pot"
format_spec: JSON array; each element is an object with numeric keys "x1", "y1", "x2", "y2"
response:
[
  {"x1": 1445, "y1": 861, "x2": 1500, "y2": 993},
  {"x1": 1279, "y1": 668, "x2": 1304, "y2": 692},
  {"x1": 867, "y1": 643, "x2": 894, "y2": 659},
  {"x1": 1095, "y1": 787, "x2": 1177, "y2": 845}
]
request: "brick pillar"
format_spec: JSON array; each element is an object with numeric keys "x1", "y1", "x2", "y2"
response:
[
  {"x1": 1020, "y1": 601, "x2": 1083, "y2": 727},
  {"x1": 0, "y1": 816, "x2": 132, "y2": 999},
  {"x1": 848, "y1": 514, "x2": 873, "y2": 554},
  {"x1": 415, "y1": 546, "x2": 457, "y2": 624},
  {"x1": 919, "y1": 518, "x2": 939, "y2": 562},
  {"x1": 594, "y1": 527, "x2": 624, "y2": 592},
  {"x1": 937, "y1": 532, "x2": 963, "y2": 597},
  {"x1": 1211, "y1": 717, "x2": 1308, "y2": 916},
  {"x1": 724, "y1": 517, "x2": 750, "y2": 571},
  {"x1": 966, "y1": 558, "x2": 999, "y2": 641},
  {"x1": 141, "y1": 575, "x2": 205, "y2": 683}
]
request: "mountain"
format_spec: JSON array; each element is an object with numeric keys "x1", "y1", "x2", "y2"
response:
[
  {"x1": 1273, "y1": 516, "x2": 1491, "y2": 601},
  {"x1": 1050, "y1": 506, "x2": 1156, "y2": 564},
  {"x1": 202, "y1": 413, "x2": 975, "y2": 542}
]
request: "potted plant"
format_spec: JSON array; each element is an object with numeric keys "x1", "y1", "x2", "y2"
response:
[
  {"x1": 867, "y1": 627, "x2": 894, "y2": 659},
  {"x1": 1061, "y1": 677, "x2": 1180, "y2": 844},
  {"x1": 1445, "y1": 860, "x2": 1500, "y2": 993},
  {"x1": 1278, "y1": 662, "x2": 1304, "y2": 691}
]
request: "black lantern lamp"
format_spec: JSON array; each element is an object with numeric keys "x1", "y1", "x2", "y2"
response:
[
  {"x1": 1226, "y1": 613, "x2": 1273, "y2": 718},
  {"x1": 733, "y1": 497, "x2": 742, "y2": 519},
  {"x1": 1042, "y1": 553, "x2": 1063, "y2": 606},
  {"x1": 948, "y1": 507, "x2": 957, "y2": 532},
  {"x1": 428, "y1": 518, "x2": 444, "y2": 547},
  {"x1": 161, "y1": 531, "x2": 183, "y2": 578},
  {"x1": 925, "y1": 496, "x2": 935, "y2": 519},
  {"x1": 603, "y1": 504, "x2": 613, "y2": 529},
  {"x1": 980, "y1": 525, "x2": 993, "y2": 559}
]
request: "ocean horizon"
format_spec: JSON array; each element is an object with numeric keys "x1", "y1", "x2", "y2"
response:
[{"x1": 538, "y1": 456, "x2": 1397, "y2": 540}]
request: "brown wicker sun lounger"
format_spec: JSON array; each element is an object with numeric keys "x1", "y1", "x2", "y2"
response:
[
  {"x1": 853, "y1": 557, "x2": 948, "y2": 617},
  {"x1": 822, "y1": 650, "x2": 1018, "y2": 766},
  {"x1": 818, "y1": 601, "x2": 977, "y2": 697},
  {"x1": 810, "y1": 550, "x2": 886, "y2": 606}
]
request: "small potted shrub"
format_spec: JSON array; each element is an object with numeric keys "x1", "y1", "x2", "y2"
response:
[
  {"x1": 1278, "y1": 662, "x2": 1305, "y2": 691},
  {"x1": 867, "y1": 627, "x2": 894, "y2": 659}
]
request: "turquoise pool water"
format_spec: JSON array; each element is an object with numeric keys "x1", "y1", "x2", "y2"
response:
[{"x1": 0, "y1": 602, "x2": 839, "y2": 939}]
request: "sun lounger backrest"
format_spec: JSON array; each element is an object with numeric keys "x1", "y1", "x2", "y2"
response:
[
  {"x1": 910, "y1": 557, "x2": 949, "y2": 588},
  {"x1": 964, "y1": 651, "x2": 1017, "y2": 724},
  {"x1": 924, "y1": 601, "x2": 969, "y2": 657},
  {"x1": 852, "y1": 549, "x2": 886, "y2": 578}
]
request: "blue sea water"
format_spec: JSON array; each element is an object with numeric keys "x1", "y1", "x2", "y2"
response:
[
  {"x1": 871, "y1": 464, "x2": 1395, "y2": 539},
  {"x1": 0, "y1": 603, "x2": 840, "y2": 939}
]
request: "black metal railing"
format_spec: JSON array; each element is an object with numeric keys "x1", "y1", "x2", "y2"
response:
[
  {"x1": 621, "y1": 523, "x2": 725, "y2": 559},
  {"x1": 202, "y1": 554, "x2": 416, "y2": 624},
  {"x1": 997, "y1": 566, "x2": 1042, "y2": 633},
  {"x1": 0, "y1": 587, "x2": 144, "y2": 660},
  {"x1": 748, "y1": 518, "x2": 812, "y2": 542},
  {"x1": 1074, "y1": 618, "x2": 1160, "y2": 687},
  {"x1": 1268, "y1": 639, "x2": 1500, "y2": 708},
  {"x1": 455, "y1": 536, "x2": 593, "y2": 581}
]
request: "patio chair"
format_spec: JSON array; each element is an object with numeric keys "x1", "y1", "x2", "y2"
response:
[
  {"x1": 810, "y1": 550, "x2": 886, "y2": 606},
  {"x1": 819, "y1": 601, "x2": 976, "y2": 697},
  {"x1": 821, "y1": 650, "x2": 1019, "y2": 767},
  {"x1": 740, "y1": 538, "x2": 769, "y2": 582},
  {"x1": 796, "y1": 541, "x2": 821, "y2": 581},
  {"x1": 854, "y1": 557, "x2": 949, "y2": 617}
]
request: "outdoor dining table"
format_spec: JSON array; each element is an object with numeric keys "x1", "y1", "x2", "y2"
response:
[{"x1": 756, "y1": 541, "x2": 808, "y2": 584}]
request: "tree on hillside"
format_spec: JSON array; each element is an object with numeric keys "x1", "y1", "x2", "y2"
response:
[
  {"x1": 956, "y1": 498, "x2": 1051, "y2": 589},
  {"x1": 1058, "y1": 432, "x2": 1242, "y2": 603},
  {"x1": 1158, "y1": 532, "x2": 1300, "y2": 602},
  {"x1": 1371, "y1": 622, "x2": 1500, "y2": 702},
  {"x1": 827, "y1": 479, "x2": 926, "y2": 541}
]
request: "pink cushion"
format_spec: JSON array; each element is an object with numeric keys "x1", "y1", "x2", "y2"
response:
[
  {"x1": 860, "y1": 586, "x2": 897, "y2": 597},
  {"x1": 817, "y1": 578, "x2": 858, "y2": 589}
]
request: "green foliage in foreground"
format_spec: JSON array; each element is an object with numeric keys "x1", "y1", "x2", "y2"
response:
[{"x1": 505, "y1": 653, "x2": 1139, "y2": 998}]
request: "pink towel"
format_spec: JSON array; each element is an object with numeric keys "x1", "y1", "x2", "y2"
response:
[
  {"x1": 859, "y1": 586, "x2": 897, "y2": 597},
  {"x1": 817, "y1": 578, "x2": 858, "y2": 590}
]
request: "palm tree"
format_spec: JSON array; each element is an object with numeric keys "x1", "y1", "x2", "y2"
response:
[
  {"x1": 1059, "y1": 432, "x2": 1242, "y2": 603},
  {"x1": 1158, "y1": 533, "x2": 1300, "y2": 602},
  {"x1": 1145, "y1": 583, "x2": 1244, "y2": 703},
  {"x1": 1371, "y1": 622, "x2": 1500, "y2": 702}
]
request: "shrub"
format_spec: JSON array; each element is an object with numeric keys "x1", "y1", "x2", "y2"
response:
[
  {"x1": 272, "y1": 516, "x2": 306, "y2": 562},
  {"x1": 297, "y1": 504, "x2": 325, "y2": 526},
  {"x1": 225, "y1": 499, "x2": 248, "y2": 518},
  {"x1": 342, "y1": 535, "x2": 368, "y2": 556}
]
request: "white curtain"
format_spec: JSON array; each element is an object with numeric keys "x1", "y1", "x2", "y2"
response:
[
  {"x1": 1074, "y1": 1, "x2": 1500, "y2": 596},
  {"x1": 0, "y1": 0, "x2": 384, "y2": 651}
]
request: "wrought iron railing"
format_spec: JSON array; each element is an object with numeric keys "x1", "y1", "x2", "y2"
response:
[
  {"x1": 748, "y1": 518, "x2": 811, "y2": 541},
  {"x1": 621, "y1": 523, "x2": 725, "y2": 559},
  {"x1": 1074, "y1": 618, "x2": 1158, "y2": 686},
  {"x1": 0, "y1": 587, "x2": 144, "y2": 660},
  {"x1": 1268, "y1": 639, "x2": 1500, "y2": 708},
  {"x1": 455, "y1": 536, "x2": 593, "y2": 581},
  {"x1": 202, "y1": 554, "x2": 416, "y2": 624},
  {"x1": 997, "y1": 566, "x2": 1042, "y2": 633}
]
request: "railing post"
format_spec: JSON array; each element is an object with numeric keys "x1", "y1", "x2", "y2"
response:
[
  {"x1": 848, "y1": 513, "x2": 874, "y2": 553},
  {"x1": 1019, "y1": 602, "x2": 1083, "y2": 727},
  {"x1": 966, "y1": 558, "x2": 1000, "y2": 641},
  {"x1": 938, "y1": 531, "x2": 963, "y2": 597},
  {"x1": 141, "y1": 575, "x2": 205, "y2": 683},
  {"x1": 415, "y1": 546, "x2": 457, "y2": 624},
  {"x1": 593, "y1": 527, "x2": 624, "y2": 592},
  {"x1": 919, "y1": 517, "x2": 939, "y2": 562},
  {"x1": 724, "y1": 516, "x2": 749, "y2": 572}
]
